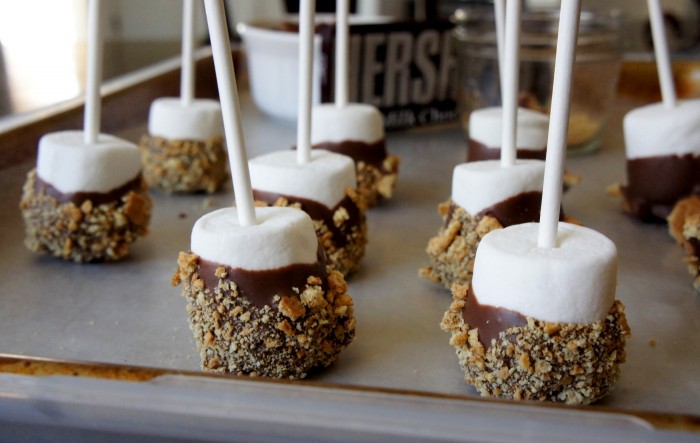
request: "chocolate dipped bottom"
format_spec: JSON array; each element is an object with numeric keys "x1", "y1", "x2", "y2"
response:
[
  {"x1": 197, "y1": 244, "x2": 329, "y2": 309},
  {"x1": 467, "y1": 139, "x2": 545, "y2": 162},
  {"x1": 313, "y1": 139, "x2": 387, "y2": 168},
  {"x1": 421, "y1": 192, "x2": 554, "y2": 290},
  {"x1": 253, "y1": 189, "x2": 367, "y2": 276},
  {"x1": 622, "y1": 153, "x2": 700, "y2": 221},
  {"x1": 20, "y1": 169, "x2": 152, "y2": 263},
  {"x1": 36, "y1": 173, "x2": 142, "y2": 206},
  {"x1": 172, "y1": 251, "x2": 356, "y2": 379},
  {"x1": 442, "y1": 284, "x2": 630, "y2": 405},
  {"x1": 461, "y1": 286, "x2": 527, "y2": 348}
]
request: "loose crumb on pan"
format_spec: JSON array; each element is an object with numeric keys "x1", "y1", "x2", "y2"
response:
[
  {"x1": 419, "y1": 200, "x2": 502, "y2": 290},
  {"x1": 139, "y1": 134, "x2": 228, "y2": 194},
  {"x1": 171, "y1": 251, "x2": 356, "y2": 379},
  {"x1": 19, "y1": 169, "x2": 152, "y2": 263},
  {"x1": 441, "y1": 284, "x2": 631, "y2": 405}
]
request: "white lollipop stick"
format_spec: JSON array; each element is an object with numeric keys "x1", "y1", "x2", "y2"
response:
[
  {"x1": 297, "y1": 0, "x2": 315, "y2": 165},
  {"x1": 494, "y1": 0, "x2": 506, "y2": 99},
  {"x1": 647, "y1": 0, "x2": 677, "y2": 109},
  {"x1": 500, "y1": 0, "x2": 521, "y2": 168},
  {"x1": 181, "y1": 0, "x2": 196, "y2": 106},
  {"x1": 538, "y1": 0, "x2": 581, "y2": 249},
  {"x1": 84, "y1": 0, "x2": 103, "y2": 145},
  {"x1": 203, "y1": 0, "x2": 256, "y2": 226},
  {"x1": 335, "y1": 0, "x2": 349, "y2": 107}
]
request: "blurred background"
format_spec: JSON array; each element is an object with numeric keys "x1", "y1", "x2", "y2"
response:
[{"x1": 1, "y1": 0, "x2": 699, "y2": 121}]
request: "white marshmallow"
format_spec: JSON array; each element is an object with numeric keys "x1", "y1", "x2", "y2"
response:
[
  {"x1": 148, "y1": 97, "x2": 224, "y2": 141},
  {"x1": 249, "y1": 150, "x2": 356, "y2": 208},
  {"x1": 311, "y1": 103, "x2": 384, "y2": 144},
  {"x1": 37, "y1": 130, "x2": 141, "y2": 194},
  {"x1": 469, "y1": 106, "x2": 549, "y2": 149},
  {"x1": 472, "y1": 222, "x2": 617, "y2": 324},
  {"x1": 624, "y1": 99, "x2": 700, "y2": 159},
  {"x1": 452, "y1": 159, "x2": 546, "y2": 215},
  {"x1": 191, "y1": 206, "x2": 319, "y2": 270}
]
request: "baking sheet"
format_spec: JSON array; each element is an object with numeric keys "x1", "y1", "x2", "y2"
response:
[{"x1": 0, "y1": 92, "x2": 698, "y2": 419}]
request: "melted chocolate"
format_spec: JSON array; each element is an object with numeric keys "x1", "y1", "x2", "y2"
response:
[
  {"x1": 312, "y1": 139, "x2": 388, "y2": 168},
  {"x1": 197, "y1": 246, "x2": 328, "y2": 309},
  {"x1": 478, "y1": 191, "x2": 546, "y2": 228},
  {"x1": 253, "y1": 190, "x2": 361, "y2": 248},
  {"x1": 462, "y1": 286, "x2": 527, "y2": 349},
  {"x1": 444, "y1": 192, "x2": 562, "y2": 228},
  {"x1": 35, "y1": 174, "x2": 142, "y2": 206},
  {"x1": 467, "y1": 139, "x2": 545, "y2": 162},
  {"x1": 622, "y1": 153, "x2": 700, "y2": 221}
]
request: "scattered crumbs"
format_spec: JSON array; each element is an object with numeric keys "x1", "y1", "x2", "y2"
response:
[
  {"x1": 201, "y1": 197, "x2": 215, "y2": 209},
  {"x1": 178, "y1": 212, "x2": 187, "y2": 219},
  {"x1": 648, "y1": 339, "x2": 657, "y2": 347}
]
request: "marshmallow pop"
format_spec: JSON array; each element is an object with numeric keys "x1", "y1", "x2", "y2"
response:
[
  {"x1": 421, "y1": 0, "x2": 567, "y2": 290},
  {"x1": 172, "y1": 0, "x2": 355, "y2": 379},
  {"x1": 139, "y1": 0, "x2": 228, "y2": 194},
  {"x1": 20, "y1": 0, "x2": 151, "y2": 263},
  {"x1": 442, "y1": 1, "x2": 629, "y2": 405},
  {"x1": 310, "y1": 0, "x2": 399, "y2": 208},
  {"x1": 249, "y1": 0, "x2": 366, "y2": 278},
  {"x1": 619, "y1": 0, "x2": 700, "y2": 222}
]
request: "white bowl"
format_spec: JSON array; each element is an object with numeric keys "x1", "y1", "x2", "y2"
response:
[{"x1": 238, "y1": 22, "x2": 324, "y2": 122}]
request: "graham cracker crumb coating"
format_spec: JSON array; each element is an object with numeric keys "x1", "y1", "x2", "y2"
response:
[
  {"x1": 356, "y1": 155, "x2": 400, "y2": 208},
  {"x1": 668, "y1": 196, "x2": 700, "y2": 292},
  {"x1": 172, "y1": 252, "x2": 356, "y2": 379},
  {"x1": 19, "y1": 169, "x2": 152, "y2": 263},
  {"x1": 255, "y1": 188, "x2": 368, "y2": 277},
  {"x1": 419, "y1": 200, "x2": 502, "y2": 290},
  {"x1": 441, "y1": 284, "x2": 631, "y2": 405},
  {"x1": 139, "y1": 134, "x2": 228, "y2": 194}
]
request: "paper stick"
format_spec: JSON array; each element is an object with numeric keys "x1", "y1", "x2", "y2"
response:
[
  {"x1": 494, "y1": 0, "x2": 506, "y2": 99},
  {"x1": 500, "y1": 0, "x2": 521, "y2": 168},
  {"x1": 297, "y1": 0, "x2": 315, "y2": 165},
  {"x1": 335, "y1": 0, "x2": 349, "y2": 107},
  {"x1": 84, "y1": 0, "x2": 103, "y2": 145},
  {"x1": 647, "y1": 0, "x2": 677, "y2": 108},
  {"x1": 203, "y1": 0, "x2": 256, "y2": 226},
  {"x1": 538, "y1": 0, "x2": 581, "y2": 249},
  {"x1": 181, "y1": 0, "x2": 196, "y2": 106}
]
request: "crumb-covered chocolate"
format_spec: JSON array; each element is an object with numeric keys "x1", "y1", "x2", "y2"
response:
[
  {"x1": 668, "y1": 195, "x2": 700, "y2": 292},
  {"x1": 420, "y1": 200, "x2": 501, "y2": 290},
  {"x1": 441, "y1": 284, "x2": 630, "y2": 405},
  {"x1": 253, "y1": 188, "x2": 367, "y2": 277},
  {"x1": 19, "y1": 168, "x2": 152, "y2": 263},
  {"x1": 172, "y1": 251, "x2": 356, "y2": 379},
  {"x1": 139, "y1": 134, "x2": 228, "y2": 194}
]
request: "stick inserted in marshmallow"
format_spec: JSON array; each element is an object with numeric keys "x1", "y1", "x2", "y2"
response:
[
  {"x1": 647, "y1": 0, "x2": 677, "y2": 109},
  {"x1": 204, "y1": 0, "x2": 256, "y2": 226},
  {"x1": 84, "y1": 0, "x2": 103, "y2": 144},
  {"x1": 500, "y1": 0, "x2": 521, "y2": 168},
  {"x1": 538, "y1": 0, "x2": 581, "y2": 249}
]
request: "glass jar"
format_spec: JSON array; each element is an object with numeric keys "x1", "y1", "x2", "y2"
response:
[{"x1": 452, "y1": 7, "x2": 622, "y2": 155}]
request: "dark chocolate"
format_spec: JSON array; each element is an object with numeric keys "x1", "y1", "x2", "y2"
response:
[
  {"x1": 461, "y1": 285, "x2": 527, "y2": 349},
  {"x1": 197, "y1": 246, "x2": 328, "y2": 309},
  {"x1": 467, "y1": 139, "x2": 545, "y2": 162},
  {"x1": 478, "y1": 191, "x2": 546, "y2": 227},
  {"x1": 312, "y1": 139, "x2": 388, "y2": 168},
  {"x1": 622, "y1": 153, "x2": 700, "y2": 221},
  {"x1": 35, "y1": 174, "x2": 142, "y2": 206},
  {"x1": 252, "y1": 190, "x2": 361, "y2": 248}
]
